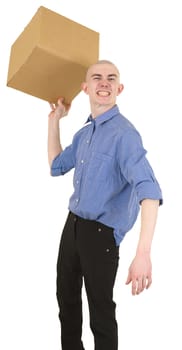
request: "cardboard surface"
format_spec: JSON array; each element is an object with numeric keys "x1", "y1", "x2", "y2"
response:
[{"x1": 7, "y1": 6, "x2": 99, "y2": 103}]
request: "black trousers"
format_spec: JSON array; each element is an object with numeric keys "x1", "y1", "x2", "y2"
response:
[{"x1": 56, "y1": 212, "x2": 119, "y2": 350}]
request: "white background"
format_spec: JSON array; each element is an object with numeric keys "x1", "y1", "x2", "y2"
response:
[{"x1": 0, "y1": 0, "x2": 181, "y2": 349}]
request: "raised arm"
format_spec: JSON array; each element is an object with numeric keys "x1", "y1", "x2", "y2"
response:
[{"x1": 48, "y1": 98, "x2": 71, "y2": 167}]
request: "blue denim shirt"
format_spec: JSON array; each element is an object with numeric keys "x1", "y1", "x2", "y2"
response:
[{"x1": 51, "y1": 105, "x2": 162, "y2": 246}]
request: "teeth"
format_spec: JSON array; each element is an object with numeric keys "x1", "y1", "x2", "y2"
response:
[{"x1": 97, "y1": 91, "x2": 110, "y2": 96}]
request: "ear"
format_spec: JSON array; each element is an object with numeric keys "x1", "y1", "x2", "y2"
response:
[
  {"x1": 117, "y1": 84, "x2": 124, "y2": 96},
  {"x1": 81, "y1": 82, "x2": 89, "y2": 95}
]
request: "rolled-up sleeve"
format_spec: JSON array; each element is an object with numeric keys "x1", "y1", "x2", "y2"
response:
[
  {"x1": 119, "y1": 130, "x2": 163, "y2": 205},
  {"x1": 134, "y1": 157, "x2": 163, "y2": 204},
  {"x1": 51, "y1": 144, "x2": 75, "y2": 176}
]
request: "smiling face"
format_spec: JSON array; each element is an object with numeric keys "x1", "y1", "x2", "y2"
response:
[{"x1": 82, "y1": 61, "x2": 124, "y2": 117}]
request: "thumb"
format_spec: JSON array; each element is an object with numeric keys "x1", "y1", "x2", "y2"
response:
[{"x1": 125, "y1": 273, "x2": 131, "y2": 285}]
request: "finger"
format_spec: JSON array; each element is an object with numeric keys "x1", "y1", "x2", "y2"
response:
[
  {"x1": 63, "y1": 105, "x2": 70, "y2": 116},
  {"x1": 146, "y1": 276, "x2": 152, "y2": 289},
  {"x1": 57, "y1": 97, "x2": 71, "y2": 116},
  {"x1": 132, "y1": 279, "x2": 137, "y2": 295},
  {"x1": 136, "y1": 278, "x2": 143, "y2": 295},
  {"x1": 57, "y1": 97, "x2": 65, "y2": 106},
  {"x1": 65, "y1": 103, "x2": 71, "y2": 113},
  {"x1": 49, "y1": 102, "x2": 55, "y2": 111},
  {"x1": 142, "y1": 276, "x2": 147, "y2": 290},
  {"x1": 137, "y1": 276, "x2": 150, "y2": 294}
]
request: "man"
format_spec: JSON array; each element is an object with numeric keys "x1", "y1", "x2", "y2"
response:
[{"x1": 48, "y1": 60, "x2": 162, "y2": 350}]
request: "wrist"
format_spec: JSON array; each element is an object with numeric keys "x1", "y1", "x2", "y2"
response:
[
  {"x1": 136, "y1": 246, "x2": 151, "y2": 257},
  {"x1": 48, "y1": 115, "x2": 60, "y2": 128}
]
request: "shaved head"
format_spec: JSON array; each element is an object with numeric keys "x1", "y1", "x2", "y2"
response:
[{"x1": 85, "y1": 60, "x2": 120, "y2": 81}]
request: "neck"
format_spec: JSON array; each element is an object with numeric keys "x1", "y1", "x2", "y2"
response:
[{"x1": 91, "y1": 103, "x2": 115, "y2": 119}]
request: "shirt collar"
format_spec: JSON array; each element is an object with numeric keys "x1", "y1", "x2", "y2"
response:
[{"x1": 86, "y1": 105, "x2": 120, "y2": 125}]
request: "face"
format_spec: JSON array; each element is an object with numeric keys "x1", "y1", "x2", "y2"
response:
[{"x1": 82, "y1": 63, "x2": 124, "y2": 108}]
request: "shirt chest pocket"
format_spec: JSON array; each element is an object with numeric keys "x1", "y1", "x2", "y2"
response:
[
  {"x1": 95, "y1": 152, "x2": 113, "y2": 162},
  {"x1": 87, "y1": 151, "x2": 114, "y2": 179}
]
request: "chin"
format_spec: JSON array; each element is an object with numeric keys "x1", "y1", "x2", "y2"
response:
[{"x1": 96, "y1": 96, "x2": 112, "y2": 103}]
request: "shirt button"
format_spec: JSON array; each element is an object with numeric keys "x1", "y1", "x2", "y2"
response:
[
  {"x1": 81, "y1": 159, "x2": 84, "y2": 164},
  {"x1": 75, "y1": 198, "x2": 79, "y2": 203},
  {"x1": 76, "y1": 180, "x2": 79, "y2": 184},
  {"x1": 86, "y1": 140, "x2": 89, "y2": 144}
]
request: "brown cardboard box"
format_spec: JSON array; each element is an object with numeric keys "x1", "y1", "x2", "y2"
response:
[{"x1": 7, "y1": 6, "x2": 99, "y2": 103}]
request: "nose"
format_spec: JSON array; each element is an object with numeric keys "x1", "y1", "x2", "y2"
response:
[{"x1": 99, "y1": 79, "x2": 110, "y2": 87}]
